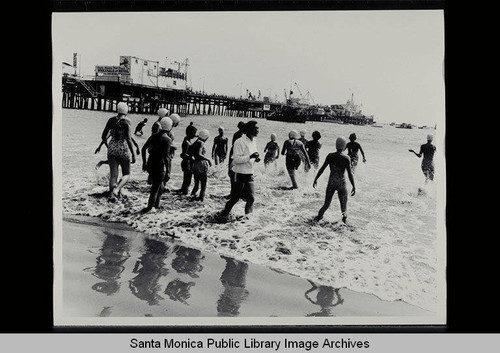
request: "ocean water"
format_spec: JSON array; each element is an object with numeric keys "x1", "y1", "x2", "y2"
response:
[{"x1": 59, "y1": 108, "x2": 441, "y2": 312}]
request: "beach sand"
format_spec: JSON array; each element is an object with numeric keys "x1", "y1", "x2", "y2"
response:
[{"x1": 60, "y1": 215, "x2": 432, "y2": 321}]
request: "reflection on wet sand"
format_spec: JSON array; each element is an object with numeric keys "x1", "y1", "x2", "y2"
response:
[
  {"x1": 98, "y1": 306, "x2": 113, "y2": 317},
  {"x1": 217, "y1": 256, "x2": 249, "y2": 317},
  {"x1": 164, "y1": 246, "x2": 204, "y2": 305},
  {"x1": 164, "y1": 279, "x2": 195, "y2": 305},
  {"x1": 305, "y1": 280, "x2": 344, "y2": 316},
  {"x1": 129, "y1": 238, "x2": 170, "y2": 305},
  {"x1": 88, "y1": 231, "x2": 130, "y2": 296},
  {"x1": 171, "y1": 246, "x2": 204, "y2": 278}
]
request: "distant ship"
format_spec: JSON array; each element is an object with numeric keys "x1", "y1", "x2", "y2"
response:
[
  {"x1": 395, "y1": 123, "x2": 413, "y2": 129},
  {"x1": 266, "y1": 89, "x2": 310, "y2": 123},
  {"x1": 266, "y1": 89, "x2": 373, "y2": 125},
  {"x1": 320, "y1": 94, "x2": 374, "y2": 125},
  {"x1": 266, "y1": 104, "x2": 308, "y2": 123}
]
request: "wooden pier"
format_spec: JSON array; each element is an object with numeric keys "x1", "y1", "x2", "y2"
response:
[{"x1": 61, "y1": 76, "x2": 276, "y2": 119}]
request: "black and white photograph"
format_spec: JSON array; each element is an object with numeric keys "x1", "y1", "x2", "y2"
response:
[{"x1": 52, "y1": 10, "x2": 446, "y2": 326}]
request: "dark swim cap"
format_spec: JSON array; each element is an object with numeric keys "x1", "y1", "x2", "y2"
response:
[
  {"x1": 312, "y1": 131, "x2": 321, "y2": 140},
  {"x1": 349, "y1": 133, "x2": 357, "y2": 140}
]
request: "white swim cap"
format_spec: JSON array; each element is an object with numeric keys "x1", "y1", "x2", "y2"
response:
[
  {"x1": 170, "y1": 113, "x2": 181, "y2": 124},
  {"x1": 117, "y1": 102, "x2": 128, "y2": 115},
  {"x1": 336, "y1": 136, "x2": 347, "y2": 150},
  {"x1": 157, "y1": 108, "x2": 169, "y2": 118},
  {"x1": 427, "y1": 134, "x2": 434, "y2": 141},
  {"x1": 300, "y1": 130, "x2": 306, "y2": 137},
  {"x1": 198, "y1": 129, "x2": 210, "y2": 140},
  {"x1": 289, "y1": 130, "x2": 298, "y2": 139},
  {"x1": 159, "y1": 117, "x2": 173, "y2": 131},
  {"x1": 218, "y1": 126, "x2": 225, "y2": 131},
  {"x1": 270, "y1": 133, "x2": 277, "y2": 140}
]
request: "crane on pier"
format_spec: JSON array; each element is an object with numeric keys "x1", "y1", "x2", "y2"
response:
[
  {"x1": 294, "y1": 82, "x2": 314, "y2": 105},
  {"x1": 294, "y1": 82, "x2": 316, "y2": 105},
  {"x1": 304, "y1": 91, "x2": 316, "y2": 105}
]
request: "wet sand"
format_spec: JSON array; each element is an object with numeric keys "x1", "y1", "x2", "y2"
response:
[{"x1": 58, "y1": 215, "x2": 433, "y2": 323}]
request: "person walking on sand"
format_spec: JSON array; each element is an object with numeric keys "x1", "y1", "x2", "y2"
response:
[
  {"x1": 313, "y1": 136, "x2": 355, "y2": 224},
  {"x1": 178, "y1": 122, "x2": 197, "y2": 195},
  {"x1": 306, "y1": 130, "x2": 322, "y2": 171},
  {"x1": 140, "y1": 117, "x2": 173, "y2": 213},
  {"x1": 151, "y1": 108, "x2": 169, "y2": 135},
  {"x1": 281, "y1": 130, "x2": 310, "y2": 189},
  {"x1": 409, "y1": 134, "x2": 436, "y2": 182},
  {"x1": 100, "y1": 102, "x2": 136, "y2": 202},
  {"x1": 217, "y1": 121, "x2": 260, "y2": 221},
  {"x1": 345, "y1": 133, "x2": 366, "y2": 173},
  {"x1": 263, "y1": 133, "x2": 280, "y2": 169},
  {"x1": 212, "y1": 126, "x2": 228, "y2": 165},
  {"x1": 190, "y1": 129, "x2": 212, "y2": 202},
  {"x1": 134, "y1": 118, "x2": 148, "y2": 136}
]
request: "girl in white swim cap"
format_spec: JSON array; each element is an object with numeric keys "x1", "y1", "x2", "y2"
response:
[{"x1": 99, "y1": 101, "x2": 136, "y2": 201}]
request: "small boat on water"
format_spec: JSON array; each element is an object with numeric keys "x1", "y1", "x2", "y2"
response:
[{"x1": 372, "y1": 123, "x2": 383, "y2": 128}]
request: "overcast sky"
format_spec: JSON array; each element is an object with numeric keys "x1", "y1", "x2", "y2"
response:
[{"x1": 52, "y1": 11, "x2": 444, "y2": 125}]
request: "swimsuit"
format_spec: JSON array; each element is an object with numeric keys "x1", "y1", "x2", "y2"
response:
[
  {"x1": 192, "y1": 140, "x2": 210, "y2": 175},
  {"x1": 264, "y1": 141, "x2": 279, "y2": 164},
  {"x1": 213, "y1": 136, "x2": 227, "y2": 158},
  {"x1": 285, "y1": 139, "x2": 303, "y2": 170},
  {"x1": 306, "y1": 140, "x2": 321, "y2": 168},
  {"x1": 107, "y1": 117, "x2": 131, "y2": 163},
  {"x1": 420, "y1": 144, "x2": 436, "y2": 180},
  {"x1": 327, "y1": 164, "x2": 348, "y2": 213},
  {"x1": 146, "y1": 131, "x2": 171, "y2": 178}
]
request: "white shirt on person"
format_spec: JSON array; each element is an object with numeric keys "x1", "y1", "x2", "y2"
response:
[{"x1": 231, "y1": 135, "x2": 258, "y2": 174}]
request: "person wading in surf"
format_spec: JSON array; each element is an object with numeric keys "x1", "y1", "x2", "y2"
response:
[
  {"x1": 281, "y1": 130, "x2": 310, "y2": 189},
  {"x1": 217, "y1": 121, "x2": 260, "y2": 221},
  {"x1": 313, "y1": 136, "x2": 355, "y2": 224},
  {"x1": 99, "y1": 102, "x2": 136, "y2": 202},
  {"x1": 345, "y1": 133, "x2": 366, "y2": 174},
  {"x1": 409, "y1": 134, "x2": 436, "y2": 183},
  {"x1": 212, "y1": 126, "x2": 228, "y2": 165},
  {"x1": 141, "y1": 117, "x2": 173, "y2": 213}
]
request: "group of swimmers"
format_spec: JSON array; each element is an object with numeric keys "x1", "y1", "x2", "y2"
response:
[{"x1": 96, "y1": 102, "x2": 435, "y2": 223}]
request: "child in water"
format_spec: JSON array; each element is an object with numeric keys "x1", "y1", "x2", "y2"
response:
[
  {"x1": 298, "y1": 130, "x2": 310, "y2": 172},
  {"x1": 212, "y1": 126, "x2": 228, "y2": 165},
  {"x1": 409, "y1": 134, "x2": 436, "y2": 183},
  {"x1": 345, "y1": 133, "x2": 366, "y2": 173},
  {"x1": 178, "y1": 122, "x2": 197, "y2": 195},
  {"x1": 306, "y1": 131, "x2": 322, "y2": 171},
  {"x1": 134, "y1": 118, "x2": 148, "y2": 136},
  {"x1": 281, "y1": 130, "x2": 310, "y2": 189},
  {"x1": 140, "y1": 117, "x2": 173, "y2": 213},
  {"x1": 313, "y1": 136, "x2": 356, "y2": 224},
  {"x1": 263, "y1": 133, "x2": 280, "y2": 169},
  {"x1": 190, "y1": 129, "x2": 212, "y2": 202}
]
